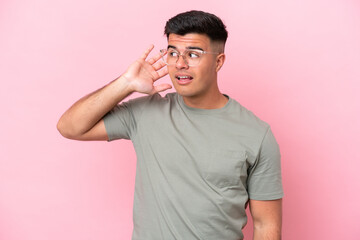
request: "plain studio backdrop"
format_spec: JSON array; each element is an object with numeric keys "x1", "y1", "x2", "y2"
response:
[{"x1": 0, "y1": 0, "x2": 359, "y2": 239}]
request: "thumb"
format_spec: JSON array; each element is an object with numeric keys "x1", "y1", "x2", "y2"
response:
[{"x1": 153, "y1": 84, "x2": 172, "y2": 93}]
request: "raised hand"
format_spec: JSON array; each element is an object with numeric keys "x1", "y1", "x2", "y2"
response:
[
  {"x1": 57, "y1": 45, "x2": 172, "y2": 141},
  {"x1": 122, "y1": 44, "x2": 172, "y2": 95}
]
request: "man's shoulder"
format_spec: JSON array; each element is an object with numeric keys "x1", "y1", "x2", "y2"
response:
[
  {"x1": 121, "y1": 92, "x2": 178, "y2": 116},
  {"x1": 126, "y1": 92, "x2": 177, "y2": 105},
  {"x1": 228, "y1": 97, "x2": 270, "y2": 131}
]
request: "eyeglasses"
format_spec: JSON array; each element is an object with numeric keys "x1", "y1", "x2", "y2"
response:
[{"x1": 160, "y1": 48, "x2": 219, "y2": 67}]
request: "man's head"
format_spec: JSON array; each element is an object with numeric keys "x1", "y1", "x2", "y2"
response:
[
  {"x1": 164, "y1": 10, "x2": 228, "y2": 53},
  {"x1": 163, "y1": 11, "x2": 228, "y2": 103}
]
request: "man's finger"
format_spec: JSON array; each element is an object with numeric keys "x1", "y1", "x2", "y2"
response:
[
  {"x1": 153, "y1": 60, "x2": 167, "y2": 71},
  {"x1": 148, "y1": 50, "x2": 164, "y2": 65},
  {"x1": 156, "y1": 67, "x2": 169, "y2": 80},
  {"x1": 154, "y1": 83, "x2": 172, "y2": 93},
  {"x1": 140, "y1": 44, "x2": 154, "y2": 60}
]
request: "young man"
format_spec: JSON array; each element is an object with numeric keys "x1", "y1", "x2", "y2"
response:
[{"x1": 58, "y1": 10, "x2": 283, "y2": 240}]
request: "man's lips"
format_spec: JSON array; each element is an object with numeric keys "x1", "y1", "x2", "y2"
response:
[{"x1": 175, "y1": 74, "x2": 193, "y2": 85}]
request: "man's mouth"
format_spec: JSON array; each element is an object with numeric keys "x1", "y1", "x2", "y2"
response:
[{"x1": 175, "y1": 74, "x2": 193, "y2": 85}]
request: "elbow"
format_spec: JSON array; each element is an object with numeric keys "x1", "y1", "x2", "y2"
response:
[
  {"x1": 253, "y1": 221, "x2": 282, "y2": 240},
  {"x1": 57, "y1": 117, "x2": 78, "y2": 139},
  {"x1": 57, "y1": 119, "x2": 70, "y2": 139}
]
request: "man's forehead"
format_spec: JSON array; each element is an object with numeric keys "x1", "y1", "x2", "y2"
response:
[{"x1": 167, "y1": 33, "x2": 211, "y2": 48}]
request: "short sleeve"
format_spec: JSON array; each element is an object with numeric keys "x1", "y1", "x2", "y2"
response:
[
  {"x1": 103, "y1": 95, "x2": 151, "y2": 141},
  {"x1": 247, "y1": 127, "x2": 284, "y2": 200}
]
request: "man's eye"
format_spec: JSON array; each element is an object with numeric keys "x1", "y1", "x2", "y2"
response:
[
  {"x1": 169, "y1": 52, "x2": 178, "y2": 57},
  {"x1": 188, "y1": 52, "x2": 200, "y2": 58}
]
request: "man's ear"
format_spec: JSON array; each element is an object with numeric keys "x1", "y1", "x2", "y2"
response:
[{"x1": 216, "y1": 53, "x2": 225, "y2": 72}]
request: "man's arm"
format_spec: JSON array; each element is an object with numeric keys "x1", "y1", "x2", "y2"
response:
[
  {"x1": 249, "y1": 198, "x2": 282, "y2": 240},
  {"x1": 57, "y1": 45, "x2": 171, "y2": 141}
]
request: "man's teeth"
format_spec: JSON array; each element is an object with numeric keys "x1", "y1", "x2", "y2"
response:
[{"x1": 177, "y1": 76, "x2": 191, "y2": 80}]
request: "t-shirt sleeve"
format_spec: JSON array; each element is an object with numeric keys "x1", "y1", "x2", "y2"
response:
[
  {"x1": 247, "y1": 127, "x2": 284, "y2": 200},
  {"x1": 103, "y1": 95, "x2": 150, "y2": 141}
]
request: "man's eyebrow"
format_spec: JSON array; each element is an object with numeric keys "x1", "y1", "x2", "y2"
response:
[
  {"x1": 167, "y1": 45, "x2": 204, "y2": 51},
  {"x1": 187, "y1": 46, "x2": 204, "y2": 51}
]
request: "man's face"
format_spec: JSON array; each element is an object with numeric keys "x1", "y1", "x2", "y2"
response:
[{"x1": 166, "y1": 33, "x2": 224, "y2": 100}]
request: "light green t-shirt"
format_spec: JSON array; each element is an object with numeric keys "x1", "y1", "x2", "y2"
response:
[{"x1": 104, "y1": 92, "x2": 283, "y2": 240}]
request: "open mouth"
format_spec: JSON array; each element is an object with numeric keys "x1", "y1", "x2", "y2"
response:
[{"x1": 175, "y1": 74, "x2": 193, "y2": 85}]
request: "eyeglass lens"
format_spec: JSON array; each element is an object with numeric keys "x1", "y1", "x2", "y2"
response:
[{"x1": 162, "y1": 49, "x2": 202, "y2": 66}]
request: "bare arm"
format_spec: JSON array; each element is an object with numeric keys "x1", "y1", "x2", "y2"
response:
[
  {"x1": 249, "y1": 198, "x2": 282, "y2": 240},
  {"x1": 57, "y1": 45, "x2": 171, "y2": 141}
]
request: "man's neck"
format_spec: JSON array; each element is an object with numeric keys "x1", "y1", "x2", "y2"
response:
[{"x1": 182, "y1": 91, "x2": 228, "y2": 109}]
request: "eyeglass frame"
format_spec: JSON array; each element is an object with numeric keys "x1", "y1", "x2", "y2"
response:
[{"x1": 160, "y1": 48, "x2": 220, "y2": 67}]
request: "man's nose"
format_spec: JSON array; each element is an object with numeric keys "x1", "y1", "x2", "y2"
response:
[{"x1": 175, "y1": 55, "x2": 189, "y2": 69}]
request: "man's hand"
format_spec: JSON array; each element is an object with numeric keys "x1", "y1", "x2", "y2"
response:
[{"x1": 122, "y1": 44, "x2": 172, "y2": 95}]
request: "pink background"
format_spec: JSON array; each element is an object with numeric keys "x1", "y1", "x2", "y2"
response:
[{"x1": 1, "y1": 0, "x2": 359, "y2": 239}]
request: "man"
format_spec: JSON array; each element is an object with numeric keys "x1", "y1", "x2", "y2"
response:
[{"x1": 57, "y1": 10, "x2": 283, "y2": 240}]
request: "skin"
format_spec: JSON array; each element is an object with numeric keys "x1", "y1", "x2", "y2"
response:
[
  {"x1": 166, "y1": 33, "x2": 228, "y2": 109},
  {"x1": 250, "y1": 199, "x2": 282, "y2": 240},
  {"x1": 57, "y1": 33, "x2": 282, "y2": 239}
]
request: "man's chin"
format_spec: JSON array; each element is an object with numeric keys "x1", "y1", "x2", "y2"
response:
[
  {"x1": 171, "y1": 80, "x2": 197, "y2": 97},
  {"x1": 174, "y1": 88, "x2": 195, "y2": 98}
]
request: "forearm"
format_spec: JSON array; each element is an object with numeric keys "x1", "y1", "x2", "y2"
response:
[{"x1": 57, "y1": 75, "x2": 132, "y2": 138}]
